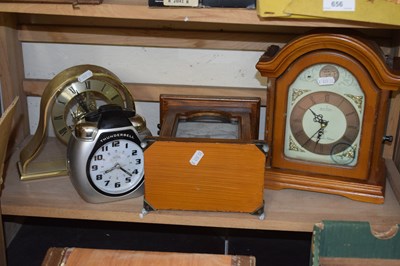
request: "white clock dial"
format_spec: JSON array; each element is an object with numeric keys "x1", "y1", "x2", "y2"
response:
[
  {"x1": 87, "y1": 138, "x2": 144, "y2": 196},
  {"x1": 301, "y1": 103, "x2": 347, "y2": 144},
  {"x1": 284, "y1": 64, "x2": 365, "y2": 166}
]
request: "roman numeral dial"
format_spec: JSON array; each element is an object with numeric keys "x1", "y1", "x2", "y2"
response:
[{"x1": 52, "y1": 79, "x2": 130, "y2": 144}]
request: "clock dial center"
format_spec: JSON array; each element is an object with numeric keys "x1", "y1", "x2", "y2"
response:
[
  {"x1": 302, "y1": 103, "x2": 347, "y2": 145},
  {"x1": 52, "y1": 80, "x2": 126, "y2": 144}
]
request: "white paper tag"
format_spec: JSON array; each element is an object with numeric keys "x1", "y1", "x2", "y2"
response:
[
  {"x1": 323, "y1": 0, "x2": 355, "y2": 11},
  {"x1": 317, "y1": 76, "x2": 335, "y2": 86},
  {"x1": 78, "y1": 70, "x2": 93, "y2": 83},
  {"x1": 190, "y1": 150, "x2": 204, "y2": 166},
  {"x1": 163, "y1": 0, "x2": 199, "y2": 7}
]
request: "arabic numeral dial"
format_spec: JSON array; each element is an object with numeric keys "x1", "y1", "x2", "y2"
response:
[{"x1": 88, "y1": 138, "x2": 144, "y2": 196}]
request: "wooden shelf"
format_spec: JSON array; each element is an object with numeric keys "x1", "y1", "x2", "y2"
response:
[
  {"x1": 2, "y1": 137, "x2": 400, "y2": 232},
  {"x1": 0, "y1": 1, "x2": 399, "y2": 29}
]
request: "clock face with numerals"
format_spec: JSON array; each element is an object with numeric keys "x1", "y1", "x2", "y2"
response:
[
  {"x1": 51, "y1": 79, "x2": 126, "y2": 144},
  {"x1": 284, "y1": 64, "x2": 365, "y2": 166},
  {"x1": 87, "y1": 137, "x2": 144, "y2": 196}
]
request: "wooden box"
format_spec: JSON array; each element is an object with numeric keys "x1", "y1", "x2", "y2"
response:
[
  {"x1": 143, "y1": 95, "x2": 266, "y2": 216},
  {"x1": 42, "y1": 248, "x2": 256, "y2": 266},
  {"x1": 144, "y1": 140, "x2": 266, "y2": 214}
]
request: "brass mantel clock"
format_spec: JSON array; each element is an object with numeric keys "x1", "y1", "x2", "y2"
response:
[
  {"x1": 256, "y1": 33, "x2": 400, "y2": 204},
  {"x1": 18, "y1": 64, "x2": 136, "y2": 181}
]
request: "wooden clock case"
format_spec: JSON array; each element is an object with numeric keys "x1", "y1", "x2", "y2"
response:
[
  {"x1": 158, "y1": 94, "x2": 260, "y2": 139},
  {"x1": 143, "y1": 95, "x2": 267, "y2": 216},
  {"x1": 256, "y1": 33, "x2": 400, "y2": 204}
]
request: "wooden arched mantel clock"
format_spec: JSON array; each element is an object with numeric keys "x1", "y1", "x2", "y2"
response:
[{"x1": 256, "y1": 33, "x2": 400, "y2": 204}]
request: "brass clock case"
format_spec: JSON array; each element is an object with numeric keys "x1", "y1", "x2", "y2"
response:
[{"x1": 18, "y1": 64, "x2": 135, "y2": 181}]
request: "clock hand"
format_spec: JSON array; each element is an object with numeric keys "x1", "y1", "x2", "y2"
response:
[
  {"x1": 309, "y1": 108, "x2": 317, "y2": 116},
  {"x1": 70, "y1": 110, "x2": 77, "y2": 120},
  {"x1": 303, "y1": 127, "x2": 324, "y2": 146},
  {"x1": 75, "y1": 92, "x2": 90, "y2": 113},
  {"x1": 316, "y1": 128, "x2": 325, "y2": 144},
  {"x1": 85, "y1": 93, "x2": 98, "y2": 111},
  {"x1": 112, "y1": 163, "x2": 133, "y2": 177},
  {"x1": 118, "y1": 166, "x2": 133, "y2": 177},
  {"x1": 309, "y1": 108, "x2": 324, "y2": 124},
  {"x1": 104, "y1": 164, "x2": 118, "y2": 174},
  {"x1": 303, "y1": 121, "x2": 329, "y2": 146}
]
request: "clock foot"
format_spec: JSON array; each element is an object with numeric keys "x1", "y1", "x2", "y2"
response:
[{"x1": 139, "y1": 208, "x2": 149, "y2": 219}]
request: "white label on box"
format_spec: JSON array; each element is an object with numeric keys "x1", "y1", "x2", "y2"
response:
[
  {"x1": 323, "y1": 0, "x2": 355, "y2": 11},
  {"x1": 163, "y1": 0, "x2": 199, "y2": 7},
  {"x1": 190, "y1": 150, "x2": 204, "y2": 166}
]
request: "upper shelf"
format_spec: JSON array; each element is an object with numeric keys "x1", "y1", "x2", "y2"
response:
[{"x1": 0, "y1": 1, "x2": 399, "y2": 29}]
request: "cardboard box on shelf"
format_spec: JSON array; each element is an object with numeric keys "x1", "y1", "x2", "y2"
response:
[
  {"x1": 285, "y1": 0, "x2": 400, "y2": 26},
  {"x1": 257, "y1": 0, "x2": 400, "y2": 26}
]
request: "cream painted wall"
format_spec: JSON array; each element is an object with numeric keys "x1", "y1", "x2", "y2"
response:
[{"x1": 23, "y1": 43, "x2": 267, "y2": 138}]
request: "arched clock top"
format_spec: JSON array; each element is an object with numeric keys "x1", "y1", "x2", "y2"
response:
[{"x1": 256, "y1": 33, "x2": 400, "y2": 91}]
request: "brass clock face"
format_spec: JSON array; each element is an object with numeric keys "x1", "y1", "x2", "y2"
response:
[
  {"x1": 18, "y1": 64, "x2": 136, "y2": 181},
  {"x1": 51, "y1": 79, "x2": 126, "y2": 144},
  {"x1": 284, "y1": 64, "x2": 365, "y2": 166}
]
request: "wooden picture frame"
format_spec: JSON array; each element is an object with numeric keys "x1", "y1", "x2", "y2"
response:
[{"x1": 158, "y1": 94, "x2": 261, "y2": 141}]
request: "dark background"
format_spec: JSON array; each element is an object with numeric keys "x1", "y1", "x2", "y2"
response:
[{"x1": 6, "y1": 216, "x2": 311, "y2": 265}]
